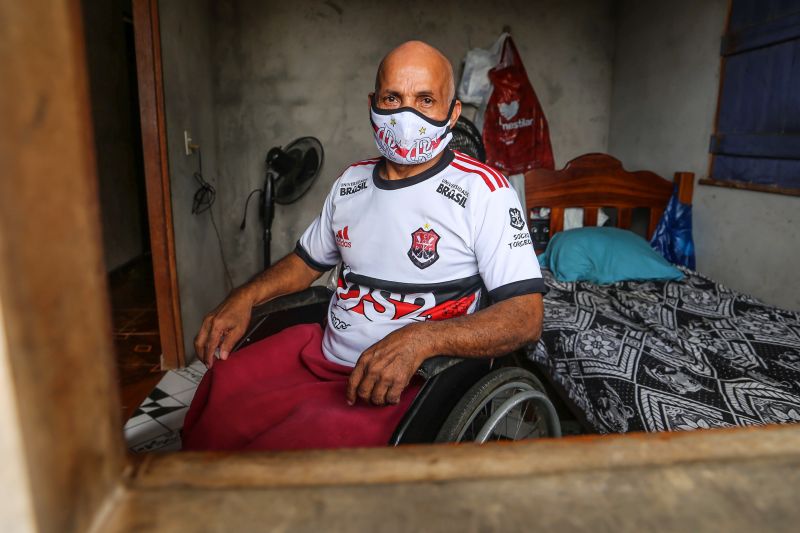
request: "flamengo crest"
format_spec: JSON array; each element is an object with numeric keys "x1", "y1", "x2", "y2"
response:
[{"x1": 408, "y1": 227, "x2": 440, "y2": 269}]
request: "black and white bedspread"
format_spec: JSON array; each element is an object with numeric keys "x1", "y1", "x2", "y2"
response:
[{"x1": 528, "y1": 268, "x2": 800, "y2": 434}]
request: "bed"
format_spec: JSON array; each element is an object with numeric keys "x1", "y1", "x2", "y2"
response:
[{"x1": 524, "y1": 154, "x2": 800, "y2": 434}]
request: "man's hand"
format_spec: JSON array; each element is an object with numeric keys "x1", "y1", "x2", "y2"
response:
[
  {"x1": 194, "y1": 289, "x2": 254, "y2": 368},
  {"x1": 346, "y1": 323, "x2": 433, "y2": 406},
  {"x1": 192, "y1": 252, "x2": 325, "y2": 369}
]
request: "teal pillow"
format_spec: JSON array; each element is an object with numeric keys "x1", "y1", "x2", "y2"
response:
[{"x1": 538, "y1": 227, "x2": 683, "y2": 284}]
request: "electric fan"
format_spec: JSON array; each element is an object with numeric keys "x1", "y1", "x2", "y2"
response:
[
  {"x1": 450, "y1": 116, "x2": 486, "y2": 162},
  {"x1": 240, "y1": 137, "x2": 324, "y2": 268}
]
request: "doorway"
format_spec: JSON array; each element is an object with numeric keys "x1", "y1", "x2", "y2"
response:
[{"x1": 81, "y1": 0, "x2": 184, "y2": 422}]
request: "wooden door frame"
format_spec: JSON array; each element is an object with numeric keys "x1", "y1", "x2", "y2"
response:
[
  {"x1": 131, "y1": 0, "x2": 184, "y2": 369},
  {"x1": 0, "y1": 2, "x2": 127, "y2": 530}
]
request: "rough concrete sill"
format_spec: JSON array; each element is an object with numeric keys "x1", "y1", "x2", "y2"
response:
[{"x1": 96, "y1": 424, "x2": 800, "y2": 531}]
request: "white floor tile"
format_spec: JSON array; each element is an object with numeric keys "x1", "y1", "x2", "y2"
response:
[
  {"x1": 124, "y1": 419, "x2": 170, "y2": 447},
  {"x1": 188, "y1": 358, "x2": 206, "y2": 371},
  {"x1": 155, "y1": 406, "x2": 189, "y2": 432},
  {"x1": 155, "y1": 396, "x2": 184, "y2": 408},
  {"x1": 174, "y1": 362, "x2": 207, "y2": 385},
  {"x1": 156, "y1": 371, "x2": 197, "y2": 395},
  {"x1": 173, "y1": 387, "x2": 198, "y2": 407},
  {"x1": 131, "y1": 431, "x2": 181, "y2": 453},
  {"x1": 124, "y1": 412, "x2": 151, "y2": 430},
  {"x1": 157, "y1": 434, "x2": 183, "y2": 452}
]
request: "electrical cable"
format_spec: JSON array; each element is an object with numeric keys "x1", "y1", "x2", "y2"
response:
[
  {"x1": 192, "y1": 150, "x2": 235, "y2": 291},
  {"x1": 239, "y1": 188, "x2": 263, "y2": 230},
  {"x1": 191, "y1": 151, "x2": 215, "y2": 215},
  {"x1": 208, "y1": 209, "x2": 233, "y2": 291}
]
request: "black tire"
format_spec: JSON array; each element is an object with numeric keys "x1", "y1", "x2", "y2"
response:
[{"x1": 435, "y1": 366, "x2": 557, "y2": 443}]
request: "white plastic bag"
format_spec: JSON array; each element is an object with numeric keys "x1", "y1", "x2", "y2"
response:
[
  {"x1": 457, "y1": 33, "x2": 508, "y2": 110},
  {"x1": 459, "y1": 33, "x2": 527, "y2": 205}
]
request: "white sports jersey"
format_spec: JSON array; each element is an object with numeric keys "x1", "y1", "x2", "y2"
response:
[{"x1": 296, "y1": 149, "x2": 545, "y2": 367}]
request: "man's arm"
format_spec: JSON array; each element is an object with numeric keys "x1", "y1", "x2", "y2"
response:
[
  {"x1": 194, "y1": 252, "x2": 325, "y2": 368},
  {"x1": 345, "y1": 292, "x2": 543, "y2": 406}
]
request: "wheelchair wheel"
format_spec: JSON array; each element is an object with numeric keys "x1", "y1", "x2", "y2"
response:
[{"x1": 435, "y1": 367, "x2": 561, "y2": 443}]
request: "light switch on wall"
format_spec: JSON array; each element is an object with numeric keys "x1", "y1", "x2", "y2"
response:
[{"x1": 184, "y1": 130, "x2": 199, "y2": 155}]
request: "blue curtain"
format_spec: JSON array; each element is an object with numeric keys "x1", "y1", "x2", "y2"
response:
[{"x1": 650, "y1": 188, "x2": 695, "y2": 269}]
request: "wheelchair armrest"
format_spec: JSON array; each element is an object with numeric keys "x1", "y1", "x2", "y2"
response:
[
  {"x1": 413, "y1": 286, "x2": 496, "y2": 379},
  {"x1": 234, "y1": 287, "x2": 333, "y2": 352},
  {"x1": 416, "y1": 355, "x2": 464, "y2": 380},
  {"x1": 250, "y1": 286, "x2": 333, "y2": 320}
]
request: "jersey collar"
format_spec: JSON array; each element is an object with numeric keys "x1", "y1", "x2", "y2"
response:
[{"x1": 372, "y1": 149, "x2": 455, "y2": 190}]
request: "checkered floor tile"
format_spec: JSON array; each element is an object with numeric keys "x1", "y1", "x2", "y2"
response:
[{"x1": 124, "y1": 358, "x2": 207, "y2": 452}]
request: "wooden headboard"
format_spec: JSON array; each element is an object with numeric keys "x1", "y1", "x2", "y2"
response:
[{"x1": 524, "y1": 153, "x2": 694, "y2": 240}]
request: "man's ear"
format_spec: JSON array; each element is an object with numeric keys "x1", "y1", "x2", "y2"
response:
[
  {"x1": 450, "y1": 100, "x2": 462, "y2": 128},
  {"x1": 368, "y1": 92, "x2": 374, "y2": 109}
]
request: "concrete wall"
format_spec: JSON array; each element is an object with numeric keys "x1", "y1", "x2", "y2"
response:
[
  {"x1": 209, "y1": 0, "x2": 616, "y2": 284},
  {"x1": 608, "y1": 0, "x2": 800, "y2": 310},
  {"x1": 82, "y1": 0, "x2": 146, "y2": 271},
  {"x1": 160, "y1": 0, "x2": 229, "y2": 356}
]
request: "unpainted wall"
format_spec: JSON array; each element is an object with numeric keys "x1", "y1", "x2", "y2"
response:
[
  {"x1": 160, "y1": 0, "x2": 228, "y2": 356},
  {"x1": 608, "y1": 0, "x2": 800, "y2": 310}
]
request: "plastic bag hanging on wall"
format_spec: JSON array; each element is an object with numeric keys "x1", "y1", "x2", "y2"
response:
[
  {"x1": 457, "y1": 33, "x2": 506, "y2": 133},
  {"x1": 458, "y1": 33, "x2": 507, "y2": 109},
  {"x1": 650, "y1": 188, "x2": 696, "y2": 269},
  {"x1": 483, "y1": 35, "x2": 554, "y2": 174}
]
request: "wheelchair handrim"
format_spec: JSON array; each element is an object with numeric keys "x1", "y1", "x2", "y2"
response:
[
  {"x1": 475, "y1": 390, "x2": 562, "y2": 443},
  {"x1": 455, "y1": 381, "x2": 537, "y2": 442}
]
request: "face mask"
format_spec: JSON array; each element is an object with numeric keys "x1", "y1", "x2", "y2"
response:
[{"x1": 370, "y1": 97, "x2": 456, "y2": 165}]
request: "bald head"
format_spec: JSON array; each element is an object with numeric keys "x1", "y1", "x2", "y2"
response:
[
  {"x1": 371, "y1": 40, "x2": 459, "y2": 124},
  {"x1": 375, "y1": 41, "x2": 455, "y2": 101}
]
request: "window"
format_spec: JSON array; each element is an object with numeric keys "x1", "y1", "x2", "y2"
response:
[{"x1": 704, "y1": 0, "x2": 800, "y2": 196}]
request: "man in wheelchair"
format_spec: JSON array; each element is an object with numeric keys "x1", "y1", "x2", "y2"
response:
[{"x1": 183, "y1": 41, "x2": 548, "y2": 451}]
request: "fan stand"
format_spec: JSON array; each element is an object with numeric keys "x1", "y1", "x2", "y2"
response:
[
  {"x1": 262, "y1": 170, "x2": 276, "y2": 268},
  {"x1": 262, "y1": 146, "x2": 297, "y2": 267},
  {"x1": 258, "y1": 139, "x2": 324, "y2": 269}
]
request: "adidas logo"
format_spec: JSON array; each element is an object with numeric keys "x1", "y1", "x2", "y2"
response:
[{"x1": 336, "y1": 226, "x2": 352, "y2": 248}]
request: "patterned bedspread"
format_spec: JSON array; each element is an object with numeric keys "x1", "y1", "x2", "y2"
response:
[{"x1": 528, "y1": 268, "x2": 800, "y2": 434}]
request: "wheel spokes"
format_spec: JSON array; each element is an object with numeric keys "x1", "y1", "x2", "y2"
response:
[
  {"x1": 512, "y1": 402, "x2": 530, "y2": 440},
  {"x1": 475, "y1": 389, "x2": 560, "y2": 443},
  {"x1": 455, "y1": 383, "x2": 528, "y2": 442}
]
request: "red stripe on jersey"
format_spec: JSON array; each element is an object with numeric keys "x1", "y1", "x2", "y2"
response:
[
  {"x1": 453, "y1": 153, "x2": 508, "y2": 189},
  {"x1": 450, "y1": 161, "x2": 496, "y2": 192},
  {"x1": 350, "y1": 158, "x2": 381, "y2": 168},
  {"x1": 453, "y1": 157, "x2": 504, "y2": 190},
  {"x1": 491, "y1": 167, "x2": 511, "y2": 188},
  {"x1": 500, "y1": 170, "x2": 511, "y2": 187},
  {"x1": 453, "y1": 152, "x2": 510, "y2": 188}
]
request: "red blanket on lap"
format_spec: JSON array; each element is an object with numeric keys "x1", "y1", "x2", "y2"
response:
[{"x1": 182, "y1": 323, "x2": 421, "y2": 451}]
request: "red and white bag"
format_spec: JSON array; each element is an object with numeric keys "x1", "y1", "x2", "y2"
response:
[{"x1": 483, "y1": 36, "x2": 554, "y2": 174}]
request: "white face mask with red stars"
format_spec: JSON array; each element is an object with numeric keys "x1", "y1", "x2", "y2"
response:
[{"x1": 370, "y1": 97, "x2": 456, "y2": 165}]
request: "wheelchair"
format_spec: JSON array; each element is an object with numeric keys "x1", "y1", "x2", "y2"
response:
[{"x1": 233, "y1": 286, "x2": 562, "y2": 445}]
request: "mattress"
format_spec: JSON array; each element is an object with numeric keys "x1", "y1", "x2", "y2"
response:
[{"x1": 528, "y1": 268, "x2": 800, "y2": 433}]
